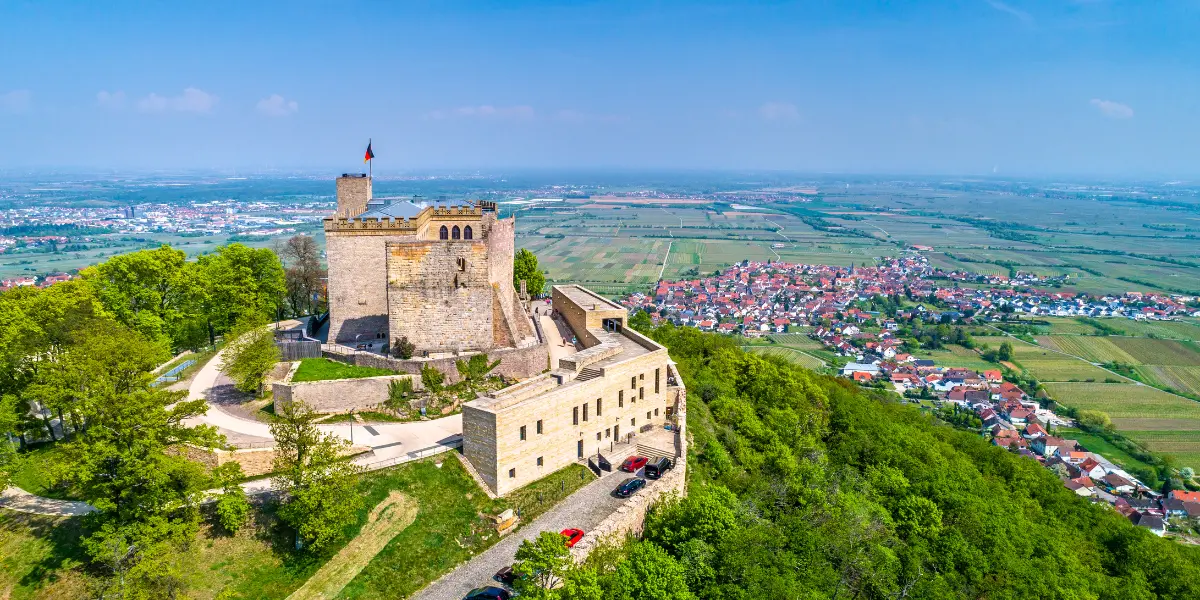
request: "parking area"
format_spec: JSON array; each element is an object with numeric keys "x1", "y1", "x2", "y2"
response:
[{"x1": 411, "y1": 458, "x2": 651, "y2": 600}]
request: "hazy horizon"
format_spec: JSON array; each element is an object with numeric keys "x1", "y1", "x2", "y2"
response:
[{"x1": 3, "y1": 1, "x2": 1199, "y2": 178}]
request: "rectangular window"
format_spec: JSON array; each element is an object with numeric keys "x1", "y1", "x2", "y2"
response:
[
  {"x1": 655, "y1": 408, "x2": 660, "y2": 417},
  {"x1": 655, "y1": 368, "x2": 661, "y2": 393},
  {"x1": 509, "y1": 468, "x2": 516, "y2": 478},
  {"x1": 631, "y1": 417, "x2": 636, "y2": 426},
  {"x1": 536, "y1": 419, "x2": 543, "y2": 435},
  {"x1": 605, "y1": 428, "x2": 611, "y2": 438},
  {"x1": 618, "y1": 390, "x2": 624, "y2": 407},
  {"x1": 596, "y1": 398, "x2": 602, "y2": 417},
  {"x1": 537, "y1": 456, "x2": 544, "y2": 467},
  {"x1": 573, "y1": 406, "x2": 579, "y2": 425},
  {"x1": 583, "y1": 403, "x2": 589, "y2": 422},
  {"x1": 647, "y1": 411, "x2": 652, "y2": 420},
  {"x1": 640, "y1": 373, "x2": 645, "y2": 381},
  {"x1": 631, "y1": 376, "x2": 637, "y2": 390},
  {"x1": 639, "y1": 387, "x2": 644, "y2": 400},
  {"x1": 578, "y1": 440, "x2": 584, "y2": 458},
  {"x1": 596, "y1": 432, "x2": 601, "y2": 441},
  {"x1": 520, "y1": 425, "x2": 526, "y2": 441}
]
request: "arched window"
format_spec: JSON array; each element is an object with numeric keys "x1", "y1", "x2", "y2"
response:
[
  {"x1": 439, "y1": 225, "x2": 448, "y2": 240},
  {"x1": 463, "y1": 225, "x2": 473, "y2": 240},
  {"x1": 452, "y1": 226, "x2": 461, "y2": 239}
]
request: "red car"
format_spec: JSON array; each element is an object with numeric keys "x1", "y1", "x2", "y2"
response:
[
  {"x1": 560, "y1": 528, "x2": 585, "y2": 548},
  {"x1": 620, "y1": 456, "x2": 649, "y2": 472}
]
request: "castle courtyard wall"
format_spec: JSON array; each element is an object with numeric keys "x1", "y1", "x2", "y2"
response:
[
  {"x1": 272, "y1": 372, "x2": 422, "y2": 414},
  {"x1": 386, "y1": 240, "x2": 495, "y2": 353}
]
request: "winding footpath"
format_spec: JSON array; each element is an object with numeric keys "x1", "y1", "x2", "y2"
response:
[{"x1": 3, "y1": 347, "x2": 467, "y2": 516}]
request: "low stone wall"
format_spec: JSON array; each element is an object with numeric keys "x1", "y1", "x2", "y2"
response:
[
  {"x1": 322, "y1": 339, "x2": 549, "y2": 384},
  {"x1": 272, "y1": 373, "x2": 421, "y2": 414},
  {"x1": 570, "y1": 455, "x2": 688, "y2": 561},
  {"x1": 176, "y1": 444, "x2": 277, "y2": 477}
]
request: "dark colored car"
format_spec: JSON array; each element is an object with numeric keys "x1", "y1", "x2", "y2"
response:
[
  {"x1": 645, "y1": 457, "x2": 673, "y2": 479},
  {"x1": 493, "y1": 565, "x2": 517, "y2": 587},
  {"x1": 614, "y1": 477, "x2": 646, "y2": 498},
  {"x1": 561, "y1": 527, "x2": 585, "y2": 547},
  {"x1": 620, "y1": 455, "x2": 649, "y2": 472},
  {"x1": 464, "y1": 586, "x2": 511, "y2": 600}
]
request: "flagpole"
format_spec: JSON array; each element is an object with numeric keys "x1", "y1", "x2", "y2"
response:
[{"x1": 369, "y1": 138, "x2": 372, "y2": 179}]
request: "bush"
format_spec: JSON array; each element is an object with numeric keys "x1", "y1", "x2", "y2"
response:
[
  {"x1": 212, "y1": 463, "x2": 250, "y2": 534},
  {"x1": 385, "y1": 378, "x2": 414, "y2": 412},
  {"x1": 420, "y1": 364, "x2": 445, "y2": 393},
  {"x1": 392, "y1": 336, "x2": 415, "y2": 359}
]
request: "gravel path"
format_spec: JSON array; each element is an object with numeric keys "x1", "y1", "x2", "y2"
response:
[{"x1": 411, "y1": 462, "x2": 643, "y2": 600}]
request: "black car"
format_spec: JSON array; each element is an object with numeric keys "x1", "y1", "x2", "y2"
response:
[
  {"x1": 493, "y1": 565, "x2": 517, "y2": 587},
  {"x1": 464, "y1": 586, "x2": 511, "y2": 600},
  {"x1": 614, "y1": 477, "x2": 646, "y2": 498},
  {"x1": 645, "y1": 457, "x2": 673, "y2": 480}
]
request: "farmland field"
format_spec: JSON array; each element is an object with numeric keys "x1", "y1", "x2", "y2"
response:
[
  {"x1": 1036, "y1": 336, "x2": 1139, "y2": 365},
  {"x1": 1042, "y1": 382, "x2": 1200, "y2": 469},
  {"x1": 1095, "y1": 319, "x2": 1200, "y2": 341},
  {"x1": 1109, "y1": 338, "x2": 1200, "y2": 366},
  {"x1": 766, "y1": 332, "x2": 824, "y2": 350},
  {"x1": 992, "y1": 338, "x2": 1117, "y2": 381},
  {"x1": 1035, "y1": 318, "x2": 1102, "y2": 335},
  {"x1": 745, "y1": 345, "x2": 826, "y2": 370},
  {"x1": 1134, "y1": 365, "x2": 1200, "y2": 398}
]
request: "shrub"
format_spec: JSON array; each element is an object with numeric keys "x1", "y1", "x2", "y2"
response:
[
  {"x1": 392, "y1": 336, "x2": 415, "y2": 359},
  {"x1": 420, "y1": 364, "x2": 445, "y2": 393}
]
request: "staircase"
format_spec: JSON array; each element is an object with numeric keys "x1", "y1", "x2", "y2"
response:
[
  {"x1": 576, "y1": 367, "x2": 603, "y2": 382},
  {"x1": 637, "y1": 442, "x2": 675, "y2": 461}
]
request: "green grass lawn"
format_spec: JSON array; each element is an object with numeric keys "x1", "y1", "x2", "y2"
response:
[
  {"x1": 10, "y1": 443, "x2": 83, "y2": 501},
  {"x1": 1, "y1": 454, "x2": 597, "y2": 600},
  {"x1": 291, "y1": 358, "x2": 397, "y2": 382}
]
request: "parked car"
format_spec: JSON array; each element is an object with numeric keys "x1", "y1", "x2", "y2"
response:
[
  {"x1": 620, "y1": 455, "x2": 649, "y2": 472},
  {"x1": 464, "y1": 586, "x2": 511, "y2": 600},
  {"x1": 493, "y1": 565, "x2": 517, "y2": 587},
  {"x1": 614, "y1": 477, "x2": 646, "y2": 498},
  {"x1": 561, "y1": 528, "x2": 585, "y2": 548},
  {"x1": 645, "y1": 457, "x2": 673, "y2": 479}
]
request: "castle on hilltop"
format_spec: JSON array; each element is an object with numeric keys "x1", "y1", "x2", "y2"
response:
[
  {"x1": 320, "y1": 173, "x2": 685, "y2": 498},
  {"x1": 323, "y1": 173, "x2": 539, "y2": 355}
]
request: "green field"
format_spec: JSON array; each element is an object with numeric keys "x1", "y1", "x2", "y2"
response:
[
  {"x1": 1109, "y1": 338, "x2": 1200, "y2": 365},
  {"x1": 1002, "y1": 340, "x2": 1116, "y2": 382},
  {"x1": 766, "y1": 332, "x2": 824, "y2": 350},
  {"x1": 1043, "y1": 382, "x2": 1200, "y2": 469},
  {"x1": 1134, "y1": 365, "x2": 1200, "y2": 398},
  {"x1": 745, "y1": 345, "x2": 826, "y2": 370},
  {"x1": 908, "y1": 345, "x2": 995, "y2": 372},
  {"x1": 1037, "y1": 336, "x2": 1139, "y2": 364}
]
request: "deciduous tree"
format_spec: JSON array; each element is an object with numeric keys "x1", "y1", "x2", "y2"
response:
[
  {"x1": 513, "y1": 530, "x2": 573, "y2": 594},
  {"x1": 220, "y1": 319, "x2": 281, "y2": 397},
  {"x1": 270, "y1": 400, "x2": 363, "y2": 553},
  {"x1": 514, "y1": 248, "x2": 545, "y2": 296}
]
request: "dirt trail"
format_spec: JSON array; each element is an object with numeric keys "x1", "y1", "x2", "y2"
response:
[{"x1": 286, "y1": 491, "x2": 419, "y2": 600}]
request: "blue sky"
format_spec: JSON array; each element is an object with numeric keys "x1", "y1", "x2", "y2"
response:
[{"x1": 1, "y1": 0, "x2": 1197, "y2": 177}]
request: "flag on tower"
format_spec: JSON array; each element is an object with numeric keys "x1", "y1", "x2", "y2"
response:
[{"x1": 363, "y1": 140, "x2": 375, "y2": 163}]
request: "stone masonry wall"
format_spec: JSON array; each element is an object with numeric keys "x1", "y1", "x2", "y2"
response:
[
  {"x1": 272, "y1": 373, "x2": 421, "y2": 414},
  {"x1": 386, "y1": 240, "x2": 495, "y2": 353},
  {"x1": 326, "y1": 230, "x2": 416, "y2": 344},
  {"x1": 177, "y1": 444, "x2": 277, "y2": 478},
  {"x1": 322, "y1": 340, "x2": 549, "y2": 385}
]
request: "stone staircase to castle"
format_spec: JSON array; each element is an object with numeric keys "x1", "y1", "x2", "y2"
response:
[{"x1": 576, "y1": 367, "x2": 603, "y2": 382}]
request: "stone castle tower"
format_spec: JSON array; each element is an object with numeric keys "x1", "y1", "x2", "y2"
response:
[{"x1": 323, "y1": 173, "x2": 538, "y2": 354}]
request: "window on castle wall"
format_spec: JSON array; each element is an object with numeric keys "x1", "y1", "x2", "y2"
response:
[
  {"x1": 537, "y1": 456, "x2": 543, "y2": 467},
  {"x1": 439, "y1": 225, "x2": 448, "y2": 240},
  {"x1": 520, "y1": 425, "x2": 526, "y2": 441},
  {"x1": 464, "y1": 225, "x2": 473, "y2": 240},
  {"x1": 537, "y1": 419, "x2": 543, "y2": 434},
  {"x1": 452, "y1": 225, "x2": 461, "y2": 239},
  {"x1": 456, "y1": 257, "x2": 466, "y2": 272},
  {"x1": 509, "y1": 468, "x2": 516, "y2": 478}
]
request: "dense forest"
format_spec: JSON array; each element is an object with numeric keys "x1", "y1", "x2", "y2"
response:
[{"x1": 526, "y1": 324, "x2": 1200, "y2": 599}]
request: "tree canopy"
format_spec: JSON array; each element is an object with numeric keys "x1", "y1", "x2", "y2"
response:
[
  {"x1": 514, "y1": 248, "x2": 545, "y2": 296},
  {"x1": 539, "y1": 324, "x2": 1200, "y2": 599}
]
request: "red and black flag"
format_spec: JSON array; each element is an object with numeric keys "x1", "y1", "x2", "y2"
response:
[{"x1": 363, "y1": 140, "x2": 375, "y2": 163}]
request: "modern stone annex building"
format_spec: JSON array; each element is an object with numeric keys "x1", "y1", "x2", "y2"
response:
[
  {"x1": 324, "y1": 173, "x2": 538, "y2": 354},
  {"x1": 463, "y1": 286, "x2": 686, "y2": 496}
]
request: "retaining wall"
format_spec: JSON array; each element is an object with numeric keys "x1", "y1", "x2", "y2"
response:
[
  {"x1": 322, "y1": 340, "x2": 549, "y2": 385},
  {"x1": 272, "y1": 372, "x2": 421, "y2": 414}
]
